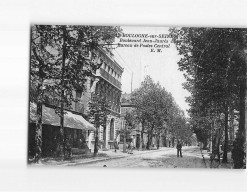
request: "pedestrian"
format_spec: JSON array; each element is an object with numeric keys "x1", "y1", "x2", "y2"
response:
[
  {"x1": 113, "y1": 138, "x2": 119, "y2": 152},
  {"x1": 127, "y1": 141, "x2": 130, "y2": 154},
  {"x1": 129, "y1": 140, "x2": 134, "y2": 154},
  {"x1": 176, "y1": 140, "x2": 182, "y2": 157}
]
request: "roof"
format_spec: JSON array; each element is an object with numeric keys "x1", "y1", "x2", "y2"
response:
[{"x1": 29, "y1": 102, "x2": 95, "y2": 131}]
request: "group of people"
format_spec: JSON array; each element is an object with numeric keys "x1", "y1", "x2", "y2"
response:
[{"x1": 113, "y1": 139, "x2": 134, "y2": 154}]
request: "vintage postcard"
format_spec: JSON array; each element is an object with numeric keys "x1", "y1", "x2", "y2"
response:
[{"x1": 28, "y1": 25, "x2": 246, "y2": 169}]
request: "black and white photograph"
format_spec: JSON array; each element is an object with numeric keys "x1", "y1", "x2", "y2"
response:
[
  {"x1": 28, "y1": 25, "x2": 246, "y2": 169},
  {"x1": 1, "y1": 0, "x2": 247, "y2": 192}
]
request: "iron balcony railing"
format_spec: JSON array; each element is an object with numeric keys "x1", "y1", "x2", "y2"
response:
[{"x1": 99, "y1": 68, "x2": 122, "y2": 89}]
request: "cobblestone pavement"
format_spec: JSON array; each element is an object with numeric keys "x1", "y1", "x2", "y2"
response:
[{"x1": 75, "y1": 146, "x2": 207, "y2": 168}]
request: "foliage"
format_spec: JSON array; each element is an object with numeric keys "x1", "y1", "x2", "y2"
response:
[
  {"x1": 131, "y1": 75, "x2": 192, "y2": 148},
  {"x1": 31, "y1": 25, "x2": 122, "y2": 111},
  {"x1": 87, "y1": 92, "x2": 111, "y2": 155},
  {"x1": 30, "y1": 25, "x2": 122, "y2": 161},
  {"x1": 117, "y1": 111, "x2": 136, "y2": 138},
  {"x1": 169, "y1": 27, "x2": 247, "y2": 162},
  {"x1": 88, "y1": 92, "x2": 111, "y2": 128}
]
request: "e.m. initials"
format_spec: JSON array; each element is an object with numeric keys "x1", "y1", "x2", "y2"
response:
[{"x1": 150, "y1": 48, "x2": 162, "y2": 53}]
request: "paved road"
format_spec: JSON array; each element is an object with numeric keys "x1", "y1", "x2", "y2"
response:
[{"x1": 79, "y1": 146, "x2": 206, "y2": 168}]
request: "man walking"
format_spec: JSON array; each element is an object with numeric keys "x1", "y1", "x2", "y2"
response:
[
  {"x1": 129, "y1": 140, "x2": 134, "y2": 154},
  {"x1": 113, "y1": 138, "x2": 119, "y2": 152},
  {"x1": 176, "y1": 140, "x2": 182, "y2": 157}
]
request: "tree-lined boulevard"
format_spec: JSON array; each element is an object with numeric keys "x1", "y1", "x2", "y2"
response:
[
  {"x1": 73, "y1": 146, "x2": 207, "y2": 168},
  {"x1": 169, "y1": 28, "x2": 246, "y2": 169},
  {"x1": 29, "y1": 25, "x2": 246, "y2": 169}
]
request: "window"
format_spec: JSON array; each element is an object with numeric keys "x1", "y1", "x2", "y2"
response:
[{"x1": 76, "y1": 90, "x2": 82, "y2": 99}]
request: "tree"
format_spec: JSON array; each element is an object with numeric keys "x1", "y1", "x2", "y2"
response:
[
  {"x1": 169, "y1": 27, "x2": 247, "y2": 164},
  {"x1": 117, "y1": 111, "x2": 136, "y2": 152},
  {"x1": 131, "y1": 75, "x2": 188, "y2": 150},
  {"x1": 88, "y1": 92, "x2": 110, "y2": 156},
  {"x1": 30, "y1": 25, "x2": 122, "y2": 161}
]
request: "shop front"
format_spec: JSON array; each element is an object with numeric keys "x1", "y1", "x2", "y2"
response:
[{"x1": 28, "y1": 103, "x2": 95, "y2": 157}]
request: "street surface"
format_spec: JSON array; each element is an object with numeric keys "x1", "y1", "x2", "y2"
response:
[{"x1": 79, "y1": 146, "x2": 207, "y2": 168}]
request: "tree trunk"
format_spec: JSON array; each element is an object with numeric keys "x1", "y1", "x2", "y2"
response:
[
  {"x1": 60, "y1": 25, "x2": 66, "y2": 158},
  {"x1": 229, "y1": 107, "x2": 234, "y2": 142},
  {"x1": 210, "y1": 121, "x2": 214, "y2": 153},
  {"x1": 94, "y1": 126, "x2": 99, "y2": 156},
  {"x1": 238, "y1": 58, "x2": 246, "y2": 141},
  {"x1": 140, "y1": 120, "x2": 144, "y2": 150},
  {"x1": 203, "y1": 139, "x2": 208, "y2": 150},
  {"x1": 123, "y1": 124, "x2": 127, "y2": 153},
  {"x1": 216, "y1": 128, "x2": 221, "y2": 164},
  {"x1": 222, "y1": 107, "x2": 229, "y2": 163},
  {"x1": 157, "y1": 134, "x2": 160, "y2": 149},
  {"x1": 147, "y1": 124, "x2": 154, "y2": 150},
  {"x1": 165, "y1": 130, "x2": 168, "y2": 147},
  {"x1": 146, "y1": 134, "x2": 150, "y2": 150},
  {"x1": 245, "y1": 59, "x2": 247, "y2": 143},
  {"x1": 217, "y1": 135, "x2": 221, "y2": 164},
  {"x1": 139, "y1": 132, "x2": 142, "y2": 151},
  {"x1": 34, "y1": 101, "x2": 43, "y2": 162},
  {"x1": 60, "y1": 102, "x2": 65, "y2": 157},
  {"x1": 103, "y1": 125, "x2": 107, "y2": 148}
]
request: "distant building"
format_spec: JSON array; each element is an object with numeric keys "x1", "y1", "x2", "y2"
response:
[{"x1": 120, "y1": 93, "x2": 146, "y2": 149}]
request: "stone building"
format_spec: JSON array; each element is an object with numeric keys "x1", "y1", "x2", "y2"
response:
[
  {"x1": 28, "y1": 46, "x2": 124, "y2": 157},
  {"x1": 79, "y1": 47, "x2": 124, "y2": 150}
]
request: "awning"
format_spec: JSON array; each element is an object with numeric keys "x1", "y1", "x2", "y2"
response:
[{"x1": 29, "y1": 102, "x2": 95, "y2": 131}]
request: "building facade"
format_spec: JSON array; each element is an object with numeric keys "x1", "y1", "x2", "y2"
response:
[
  {"x1": 80, "y1": 47, "x2": 124, "y2": 150},
  {"x1": 29, "y1": 46, "x2": 124, "y2": 158},
  {"x1": 120, "y1": 93, "x2": 147, "y2": 149}
]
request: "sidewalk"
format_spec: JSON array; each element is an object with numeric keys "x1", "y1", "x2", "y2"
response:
[
  {"x1": 31, "y1": 147, "x2": 171, "y2": 166},
  {"x1": 200, "y1": 149, "x2": 233, "y2": 169}
]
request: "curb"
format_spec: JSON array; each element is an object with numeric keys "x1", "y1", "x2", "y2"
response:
[{"x1": 66, "y1": 155, "x2": 126, "y2": 166}]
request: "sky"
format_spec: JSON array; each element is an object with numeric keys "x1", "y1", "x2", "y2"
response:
[{"x1": 112, "y1": 26, "x2": 190, "y2": 115}]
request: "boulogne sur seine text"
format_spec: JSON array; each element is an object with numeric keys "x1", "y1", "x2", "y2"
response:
[
  {"x1": 121, "y1": 33, "x2": 171, "y2": 39},
  {"x1": 118, "y1": 33, "x2": 171, "y2": 52}
]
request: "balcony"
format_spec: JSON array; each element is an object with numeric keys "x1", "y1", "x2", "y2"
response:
[{"x1": 99, "y1": 68, "x2": 122, "y2": 89}]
